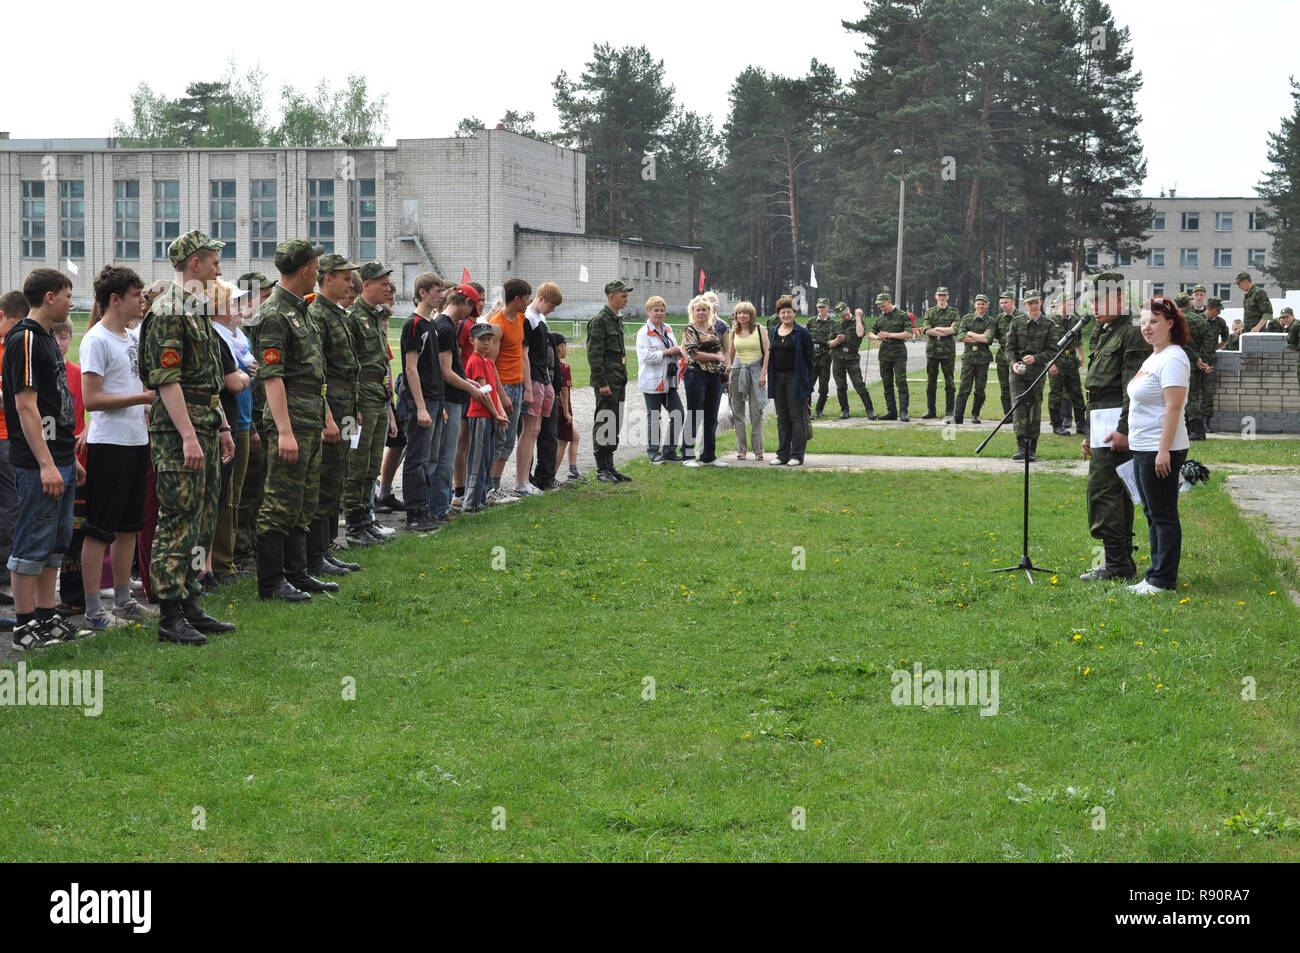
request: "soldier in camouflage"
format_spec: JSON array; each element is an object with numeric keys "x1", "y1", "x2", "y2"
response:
[
  {"x1": 233, "y1": 272, "x2": 272, "y2": 571},
  {"x1": 1005, "y1": 290, "x2": 1053, "y2": 461},
  {"x1": 920, "y1": 286, "x2": 960, "y2": 420},
  {"x1": 1177, "y1": 292, "x2": 1215, "y2": 440},
  {"x1": 808, "y1": 298, "x2": 836, "y2": 418},
  {"x1": 871, "y1": 292, "x2": 911, "y2": 421},
  {"x1": 993, "y1": 291, "x2": 1022, "y2": 415},
  {"x1": 953, "y1": 294, "x2": 995, "y2": 424},
  {"x1": 1201, "y1": 294, "x2": 1230, "y2": 431},
  {"x1": 587, "y1": 279, "x2": 633, "y2": 482},
  {"x1": 828, "y1": 302, "x2": 877, "y2": 419},
  {"x1": 140, "y1": 229, "x2": 238, "y2": 645},
  {"x1": 1238, "y1": 271, "x2": 1273, "y2": 332},
  {"x1": 1047, "y1": 296, "x2": 1087, "y2": 436}
]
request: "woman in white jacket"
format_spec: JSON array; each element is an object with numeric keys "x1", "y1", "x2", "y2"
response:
[{"x1": 636, "y1": 295, "x2": 685, "y2": 463}]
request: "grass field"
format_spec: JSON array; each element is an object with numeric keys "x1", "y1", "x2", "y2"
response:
[{"x1": 3, "y1": 461, "x2": 1298, "y2": 861}]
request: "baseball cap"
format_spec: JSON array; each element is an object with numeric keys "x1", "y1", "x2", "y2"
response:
[
  {"x1": 973, "y1": 294, "x2": 989, "y2": 304},
  {"x1": 469, "y1": 321, "x2": 496, "y2": 339},
  {"x1": 1235, "y1": 271, "x2": 1252, "y2": 283},
  {"x1": 318, "y1": 253, "x2": 361, "y2": 274},
  {"x1": 168, "y1": 229, "x2": 224, "y2": 270},
  {"x1": 1023, "y1": 289, "x2": 1042, "y2": 302},
  {"x1": 359, "y1": 261, "x2": 393, "y2": 281},
  {"x1": 876, "y1": 292, "x2": 891, "y2": 304},
  {"x1": 275, "y1": 239, "x2": 325, "y2": 274},
  {"x1": 604, "y1": 279, "x2": 634, "y2": 295},
  {"x1": 935, "y1": 286, "x2": 950, "y2": 295},
  {"x1": 452, "y1": 282, "x2": 482, "y2": 317}
]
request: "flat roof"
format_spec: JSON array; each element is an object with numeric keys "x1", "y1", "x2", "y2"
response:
[{"x1": 516, "y1": 225, "x2": 700, "y2": 253}]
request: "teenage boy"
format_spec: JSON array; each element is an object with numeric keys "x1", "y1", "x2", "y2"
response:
[
  {"x1": 2, "y1": 269, "x2": 91, "y2": 649},
  {"x1": 0, "y1": 290, "x2": 32, "y2": 609},
  {"x1": 79, "y1": 266, "x2": 157, "y2": 630},
  {"x1": 398, "y1": 275, "x2": 448, "y2": 532},
  {"x1": 487, "y1": 278, "x2": 532, "y2": 502},
  {"x1": 430, "y1": 283, "x2": 488, "y2": 523},
  {"x1": 463, "y1": 322, "x2": 509, "y2": 512},
  {"x1": 515, "y1": 282, "x2": 562, "y2": 496}
]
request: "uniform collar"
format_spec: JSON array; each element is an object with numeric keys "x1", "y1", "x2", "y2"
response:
[{"x1": 270, "y1": 283, "x2": 309, "y2": 315}]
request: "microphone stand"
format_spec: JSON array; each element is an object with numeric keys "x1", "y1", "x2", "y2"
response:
[{"x1": 977, "y1": 324, "x2": 1083, "y2": 582}]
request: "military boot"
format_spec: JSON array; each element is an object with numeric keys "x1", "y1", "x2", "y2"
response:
[
  {"x1": 158, "y1": 600, "x2": 206, "y2": 646},
  {"x1": 814, "y1": 394, "x2": 828, "y2": 419},
  {"x1": 308, "y1": 518, "x2": 349, "y2": 576},
  {"x1": 257, "y1": 533, "x2": 310, "y2": 602},
  {"x1": 286, "y1": 528, "x2": 339, "y2": 594},
  {"x1": 1012, "y1": 437, "x2": 1027, "y2": 461},
  {"x1": 345, "y1": 511, "x2": 377, "y2": 546},
  {"x1": 1079, "y1": 538, "x2": 1138, "y2": 582},
  {"x1": 182, "y1": 595, "x2": 236, "y2": 634},
  {"x1": 1027, "y1": 438, "x2": 1038, "y2": 462},
  {"x1": 859, "y1": 390, "x2": 878, "y2": 420},
  {"x1": 837, "y1": 391, "x2": 851, "y2": 420}
]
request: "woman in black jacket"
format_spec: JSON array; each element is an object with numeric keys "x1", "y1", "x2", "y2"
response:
[{"x1": 766, "y1": 297, "x2": 815, "y2": 466}]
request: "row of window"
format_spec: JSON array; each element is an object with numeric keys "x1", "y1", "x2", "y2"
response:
[
  {"x1": 19, "y1": 178, "x2": 377, "y2": 261},
  {"x1": 1150, "y1": 211, "x2": 1266, "y2": 232},
  {"x1": 1147, "y1": 282, "x2": 1237, "y2": 300},
  {"x1": 622, "y1": 257, "x2": 683, "y2": 283},
  {"x1": 1086, "y1": 247, "x2": 1266, "y2": 270}
]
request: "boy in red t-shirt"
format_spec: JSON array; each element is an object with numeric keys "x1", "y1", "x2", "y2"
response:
[{"x1": 463, "y1": 322, "x2": 508, "y2": 512}]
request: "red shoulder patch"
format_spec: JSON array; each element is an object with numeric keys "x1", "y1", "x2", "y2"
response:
[
  {"x1": 160, "y1": 349, "x2": 181, "y2": 368},
  {"x1": 263, "y1": 348, "x2": 281, "y2": 365}
]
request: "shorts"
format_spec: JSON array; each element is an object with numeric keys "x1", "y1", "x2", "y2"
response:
[
  {"x1": 83, "y1": 443, "x2": 150, "y2": 542},
  {"x1": 525, "y1": 381, "x2": 555, "y2": 418},
  {"x1": 557, "y1": 405, "x2": 574, "y2": 442},
  {"x1": 493, "y1": 383, "x2": 525, "y2": 461},
  {"x1": 385, "y1": 396, "x2": 407, "y2": 449},
  {"x1": 7, "y1": 463, "x2": 76, "y2": 575}
]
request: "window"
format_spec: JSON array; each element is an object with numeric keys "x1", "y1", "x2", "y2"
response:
[
  {"x1": 1214, "y1": 212, "x2": 1233, "y2": 231},
  {"x1": 210, "y1": 180, "x2": 236, "y2": 259},
  {"x1": 1151, "y1": 283, "x2": 1164, "y2": 297},
  {"x1": 1114, "y1": 250, "x2": 1132, "y2": 267},
  {"x1": 1248, "y1": 248, "x2": 1267, "y2": 269},
  {"x1": 1248, "y1": 211, "x2": 1266, "y2": 231},
  {"x1": 114, "y1": 180, "x2": 140, "y2": 259},
  {"x1": 1151, "y1": 211, "x2": 1166, "y2": 231},
  {"x1": 153, "y1": 180, "x2": 180, "y2": 260},
  {"x1": 655, "y1": 261, "x2": 661, "y2": 279},
  {"x1": 676, "y1": 263, "x2": 681, "y2": 283},
  {"x1": 1181, "y1": 211, "x2": 1199, "y2": 231},
  {"x1": 621, "y1": 256, "x2": 629, "y2": 279},
  {"x1": 309, "y1": 179, "x2": 334, "y2": 253},
  {"x1": 1213, "y1": 283, "x2": 1232, "y2": 301},
  {"x1": 1213, "y1": 248, "x2": 1232, "y2": 268},
  {"x1": 1084, "y1": 246, "x2": 1099, "y2": 269},
  {"x1": 251, "y1": 179, "x2": 277, "y2": 258},
  {"x1": 645, "y1": 259, "x2": 651, "y2": 279},
  {"x1": 21, "y1": 180, "x2": 45, "y2": 258},
  {"x1": 358, "y1": 178, "x2": 377, "y2": 259},
  {"x1": 1179, "y1": 248, "x2": 1198, "y2": 268},
  {"x1": 1148, "y1": 248, "x2": 1165, "y2": 268},
  {"x1": 59, "y1": 180, "x2": 85, "y2": 259}
]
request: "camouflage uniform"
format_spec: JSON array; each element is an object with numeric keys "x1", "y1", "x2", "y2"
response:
[
  {"x1": 342, "y1": 292, "x2": 392, "y2": 524},
  {"x1": 872, "y1": 297, "x2": 910, "y2": 418},
  {"x1": 1179, "y1": 294, "x2": 1215, "y2": 439},
  {"x1": 1288, "y1": 319, "x2": 1300, "y2": 393},
  {"x1": 828, "y1": 304, "x2": 875, "y2": 417},
  {"x1": 1005, "y1": 297, "x2": 1054, "y2": 456},
  {"x1": 587, "y1": 296, "x2": 628, "y2": 473},
  {"x1": 1047, "y1": 313, "x2": 1087, "y2": 434},
  {"x1": 993, "y1": 297, "x2": 1022, "y2": 414},
  {"x1": 1202, "y1": 297, "x2": 1230, "y2": 428},
  {"x1": 921, "y1": 297, "x2": 960, "y2": 417},
  {"x1": 1239, "y1": 273, "x2": 1273, "y2": 331},
  {"x1": 953, "y1": 300, "x2": 995, "y2": 422},
  {"x1": 807, "y1": 302, "x2": 837, "y2": 417}
]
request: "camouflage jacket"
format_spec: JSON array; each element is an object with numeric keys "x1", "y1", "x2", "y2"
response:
[
  {"x1": 922, "y1": 305, "x2": 961, "y2": 359},
  {"x1": 255, "y1": 284, "x2": 326, "y2": 427},
  {"x1": 873, "y1": 307, "x2": 911, "y2": 359},
  {"x1": 958, "y1": 311, "x2": 997, "y2": 364},
  {"x1": 139, "y1": 282, "x2": 224, "y2": 434},
  {"x1": 586, "y1": 305, "x2": 627, "y2": 390},
  {"x1": 1085, "y1": 315, "x2": 1151, "y2": 435},
  {"x1": 347, "y1": 297, "x2": 392, "y2": 404}
]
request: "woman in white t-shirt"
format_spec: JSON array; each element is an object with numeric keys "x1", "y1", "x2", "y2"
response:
[{"x1": 1125, "y1": 297, "x2": 1191, "y2": 594}]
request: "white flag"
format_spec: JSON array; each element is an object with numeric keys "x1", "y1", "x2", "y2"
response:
[
  {"x1": 65, "y1": 259, "x2": 79, "y2": 276},
  {"x1": 579, "y1": 264, "x2": 590, "y2": 283},
  {"x1": 809, "y1": 265, "x2": 818, "y2": 289}
]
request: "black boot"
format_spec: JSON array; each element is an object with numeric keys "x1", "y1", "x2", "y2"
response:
[
  {"x1": 814, "y1": 394, "x2": 827, "y2": 419},
  {"x1": 182, "y1": 594, "x2": 237, "y2": 634},
  {"x1": 838, "y1": 392, "x2": 850, "y2": 420},
  {"x1": 879, "y1": 404, "x2": 898, "y2": 421},
  {"x1": 1080, "y1": 537, "x2": 1138, "y2": 582},
  {"x1": 609, "y1": 456, "x2": 633, "y2": 482},
  {"x1": 944, "y1": 388, "x2": 955, "y2": 420},
  {"x1": 286, "y1": 527, "x2": 339, "y2": 593},
  {"x1": 308, "y1": 518, "x2": 348, "y2": 575},
  {"x1": 859, "y1": 390, "x2": 877, "y2": 420},
  {"x1": 158, "y1": 599, "x2": 206, "y2": 645},
  {"x1": 257, "y1": 533, "x2": 310, "y2": 602},
  {"x1": 1012, "y1": 437, "x2": 1026, "y2": 461},
  {"x1": 345, "y1": 511, "x2": 377, "y2": 546},
  {"x1": 1027, "y1": 438, "x2": 1038, "y2": 462},
  {"x1": 953, "y1": 397, "x2": 967, "y2": 425},
  {"x1": 320, "y1": 516, "x2": 359, "y2": 572}
]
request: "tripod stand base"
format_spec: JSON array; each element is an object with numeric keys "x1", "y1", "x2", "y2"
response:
[{"x1": 989, "y1": 555, "x2": 1056, "y2": 583}]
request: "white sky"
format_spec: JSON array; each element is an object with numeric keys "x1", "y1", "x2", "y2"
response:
[{"x1": 5, "y1": 0, "x2": 1295, "y2": 196}]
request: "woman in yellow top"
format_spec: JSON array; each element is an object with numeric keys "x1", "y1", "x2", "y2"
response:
[{"x1": 727, "y1": 302, "x2": 769, "y2": 460}]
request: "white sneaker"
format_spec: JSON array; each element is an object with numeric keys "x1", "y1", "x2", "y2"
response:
[
  {"x1": 683, "y1": 460, "x2": 703, "y2": 468},
  {"x1": 786, "y1": 458, "x2": 804, "y2": 467},
  {"x1": 769, "y1": 457, "x2": 786, "y2": 466},
  {"x1": 706, "y1": 459, "x2": 728, "y2": 467},
  {"x1": 1127, "y1": 579, "x2": 1168, "y2": 595},
  {"x1": 113, "y1": 598, "x2": 159, "y2": 620},
  {"x1": 489, "y1": 488, "x2": 521, "y2": 504},
  {"x1": 84, "y1": 608, "x2": 128, "y2": 631}
]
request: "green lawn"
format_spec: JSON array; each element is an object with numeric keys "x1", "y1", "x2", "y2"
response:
[{"x1": 3, "y1": 464, "x2": 1297, "y2": 860}]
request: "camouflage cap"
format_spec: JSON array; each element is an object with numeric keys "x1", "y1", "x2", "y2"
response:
[
  {"x1": 998, "y1": 290, "x2": 1015, "y2": 300},
  {"x1": 816, "y1": 297, "x2": 830, "y2": 308},
  {"x1": 1022, "y1": 289, "x2": 1042, "y2": 302},
  {"x1": 875, "y1": 292, "x2": 891, "y2": 304},
  {"x1": 274, "y1": 239, "x2": 324, "y2": 274},
  {"x1": 835, "y1": 301, "x2": 850, "y2": 315},
  {"x1": 1174, "y1": 292, "x2": 1191, "y2": 307},
  {"x1": 604, "y1": 278, "x2": 634, "y2": 295},
  {"x1": 359, "y1": 261, "x2": 393, "y2": 281},
  {"x1": 236, "y1": 272, "x2": 270, "y2": 289},
  {"x1": 935, "y1": 286, "x2": 950, "y2": 295},
  {"x1": 1191, "y1": 284, "x2": 1207, "y2": 294},
  {"x1": 973, "y1": 294, "x2": 989, "y2": 304},
  {"x1": 167, "y1": 229, "x2": 224, "y2": 270},
  {"x1": 1282, "y1": 307, "x2": 1295, "y2": 317},
  {"x1": 1207, "y1": 296, "x2": 1223, "y2": 309},
  {"x1": 318, "y1": 253, "x2": 361, "y2": 275},
  {"x1": 1235, "y1": 271, "x2": 1252, "y2": 283}
]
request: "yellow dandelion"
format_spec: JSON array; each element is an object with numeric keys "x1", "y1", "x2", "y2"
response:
[
  {"x1": 1073, "y1": 634, "x2": 1082, "y2": 641},
  {"x1": 814, "y1": 739, "x2": 823, "y2": 746}
]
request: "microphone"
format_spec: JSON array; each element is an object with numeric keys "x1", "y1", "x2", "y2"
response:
[{"x1": 1056, "y1": 316, "x2": 1086, "y2": 348}]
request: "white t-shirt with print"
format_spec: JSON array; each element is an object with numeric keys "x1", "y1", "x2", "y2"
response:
[
  {"x1": 1126, "y1": 345, "x2": 1190, "y2": 452},
  {"x1": 79, "y1": 322, "x2": 148, "y2": 446}
]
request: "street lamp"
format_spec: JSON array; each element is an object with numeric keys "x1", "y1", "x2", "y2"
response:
[{"x1": 893, "y1": 149, "x2": 904, "y2": 310}]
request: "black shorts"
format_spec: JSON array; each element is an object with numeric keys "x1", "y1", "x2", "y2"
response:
[
  {"x1": 83, "y1": 443, "x2": 150, "y2": 542},
  {"x1": 385, "y1": 402, "x2": 407, "y2": 449}
]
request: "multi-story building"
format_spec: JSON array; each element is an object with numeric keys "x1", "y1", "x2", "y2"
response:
[{"x1": 0, "y1": 129, "x2": 698, "y2": 317}]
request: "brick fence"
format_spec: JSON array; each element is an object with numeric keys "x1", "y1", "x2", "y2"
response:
[{"x1": 1210, "y1": 334, "x2": 1300, "y2": 434}]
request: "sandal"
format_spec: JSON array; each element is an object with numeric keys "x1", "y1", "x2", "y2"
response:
[
  {"x1": 754, "y1": 453, "x2": 764, "y2": 460},
  {"x1": 737, "y1": 451, "x2": 747, "y2": 460}
]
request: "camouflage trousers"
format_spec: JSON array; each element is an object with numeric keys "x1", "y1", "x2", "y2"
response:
[
  {"x1": 234, "y1": 418, "x2": 268, "y2": 563},
  {"x1": 995, "y1": 356, "x2": 1012, "y2": 414},
  {"x1": 1183, "y1": 368, "x2": 1205, "y2": 425},
  {"x1": 258, "y1": 414, "x2": 323, "y2": 537},
  {"x1": 1009, "y1": 368, "x2": 1046, "y2": 439},
  {"x1": 1048, "y1": 363, "x2": 1086, "y2": 430},
  {"x1": 813, "y1": 353, "x2": 832, "y2": 412},
  {"x1": 149, "y1": 423, "x2": 221, "y2": 602},
  {"x1": 832, "y1": 355, "x2": 873, "y2": 413},
  {"x1": 343, "y1": 396, "x2": 389, "y2": 515},
  {"x1": 316, "y1": 391, "x2": 357, "y2": 521},
  {"x1": 1087, "y1": 443, "x2": 1135, "y2": 546}
]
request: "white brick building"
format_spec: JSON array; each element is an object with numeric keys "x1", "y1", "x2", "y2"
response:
[{"x1": 0, "y1": 129, "x2": 697, "y2": 318}]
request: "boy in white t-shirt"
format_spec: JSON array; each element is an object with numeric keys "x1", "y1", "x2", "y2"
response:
[{"x1": 79, "y1": 266, "x2": 157, "y2": 629}]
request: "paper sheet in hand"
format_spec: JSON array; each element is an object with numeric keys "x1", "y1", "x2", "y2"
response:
[
  {"x1": 350, "y1": 426, "x2": 362, "y2": 450},
  {"x1": 1089, "y1": 407, "x2": 1121, "y2": 447},
  {"x1": 1115, "y1": 459, "x2": 1141, "y2": 503}
]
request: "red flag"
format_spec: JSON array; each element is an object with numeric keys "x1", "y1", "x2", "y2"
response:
[
  {"x1": 461, "y1": 267, "x2": 471, "y2": 285},
  {"x1": 698, "y1": 269, "x2": 706, "y2": 292}
]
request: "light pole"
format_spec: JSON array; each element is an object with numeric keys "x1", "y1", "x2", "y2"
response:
[{"x1": 893, "y1": 148, "x2": 904, "y2": 309}]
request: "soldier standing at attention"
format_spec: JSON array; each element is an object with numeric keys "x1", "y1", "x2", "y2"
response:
[
  {"x1": 1201, "y1": 295, "x2": 1230, "y2": 432},
  {"x1": 1079, "y1": 272, "x2": 1152, "y2": 581},
  {"x1": 1177, "y1": 292, "x2": 1215, "y2": 441},
  {"x1": 871, "y1": 292, "x2": 911, "y2": 421},
  {"x1": 1190, "y1": 284, "x2": 1209, "y2": 320},
  {"x1": 953, "y1": 294, "x2": 995, "y2": 424},
  {"x1": 920, "y1": 286, "x2": 960, "y2": 420},
  {"x1": 140, "y1": 230, "x2": 238, "y2": 645},
  {"x1": 1047, "y1": 296, "x2": 1087, "y2": 436},
  {"x1": 808, "y1": 298, "x2": 836, "y2": 418},
  {"x1": 1006, "y1": 290, "x2": 1053, "y2": 461},
  {"x1": 993, "y1": 291, "x2": 1022, "y2": 415},
  {"x1": 828, "y1": 303, "x2": 877, "y2": 420},
  {"x1": 343, "y1": 262, "x2": 398, "y2": 545},
  {"x1": 587, "y1": 279, "x2": 634, "y2": 483},
  {"x1": 253, "y1": 240, "x2": 338, "y2": 602},
  {"x1": 1238, "y1": 271, "x2": 1274, "y2": 332}
]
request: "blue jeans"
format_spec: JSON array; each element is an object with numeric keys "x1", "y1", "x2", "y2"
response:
[
  {"x1": 683, "y1": 368, "x2": 724, "y2": 463},
  {"x1": 7, "y1": 463, "x2": 76, "y2": 575},
  {"x1": 431, "y1": 403, "x2": 462, "y2": 517},
  {"x1": 402, "y1": 400, "x2": 441, "y2": 516},
  {"x1": 643, "y1": 390, "x2": 683, "y2": 455},
  {"x1": 493, "y1": 383, "x2": 525, "y2": 462},
  {"x1": 465, "y1": 417, "x2": 496, "y2": 511},
  {"x1": 1132, "y1": 448, "x2": 1187, "y2": 590}
]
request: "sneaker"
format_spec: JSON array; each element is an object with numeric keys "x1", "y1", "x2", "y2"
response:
[
  {"x1": 658, "y1": 451, "x2": 682, "y2": 463},
  {"x1": 1127, "y1": 579, "x2": 1170, "y2": 595},
  {"x1": 567, "y1": 471, "x2": 589, "y2": 483},
  {"x1": 346, "y1": 525, "x2": 377, "y2": 546},
  {"x1": 649, "y1": 453, "x2": 666, "y2": 464},
  {"x1": 375, "y1": 492, "x2": 405, "y2": 513},
  {"x1": 47, "y1": 613, "x2": 94, "y2": 642},
  {"x1": 367, "y1": 521, "x2": 396, "y2": 541},
  {"x1": 512, "y1": 484, "x2": 537, "y2": 497},
  {"x1": 11, "y1": 620, "x2": 54, "y2": 652},
  {"x1": 683, "y1": 460, "x2": 703, "y2": 468},
  {"x1": 769, "y1": 457, "x2": 787, "y2": 466},
  {"x1": 84, "y1": 608, "x2": 128, "y2": 631},
  {"x1": 705, "y1": 459, "x2": 728, "y2": 467},
  {"x1": 488, "y1": 488, "x2": 521, "y2": 504},
  {"x1": 405, "y1": 515, "x2": 441, "y2": 532},
  {"x1": 450, "y1": 496, "x2": 465, "y2": 511},
  {"x1": 786, "y1": 458, "x2": 804, "y2": 467},
  {"x1": 114, "y1": 598, "x2": 160, "y2": 620}
]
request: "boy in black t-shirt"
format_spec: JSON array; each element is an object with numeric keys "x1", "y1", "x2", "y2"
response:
[
  {"x1": 397, "y1": 282, "x2": 446, "y2": 532},
  {"x1": 2, "y1": 269, "x2": 90, "y2": 650}
]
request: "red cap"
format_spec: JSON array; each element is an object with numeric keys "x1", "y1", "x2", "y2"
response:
[{"x1": 455, "y1": 282, "x2": 481, "y2": 317}]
